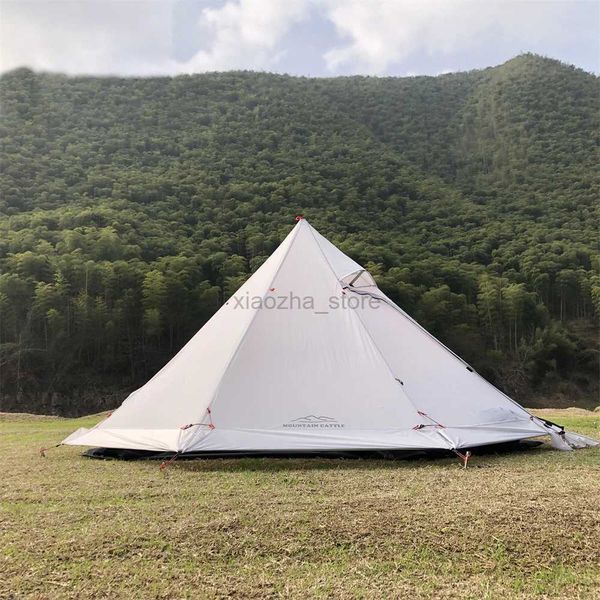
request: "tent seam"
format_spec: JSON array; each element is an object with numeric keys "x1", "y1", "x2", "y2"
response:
[
  {"x1": 304, "y1": 223, "x2": 453, "y2": 446},
  {"x1": 194, "y1": 222, "x2": 305, "y2": 436},
  {"x1": 348, "y1": 286, "x2": 536, "y2": 422}
]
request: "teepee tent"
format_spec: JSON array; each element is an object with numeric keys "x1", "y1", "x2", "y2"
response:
[{"x1": 63, "y1": 218, "x2": 597, "y2": 456}]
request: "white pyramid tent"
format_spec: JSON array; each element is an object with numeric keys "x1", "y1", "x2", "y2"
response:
[{"x1": 63, "y1": 218, "x2": 597, "y2": 455}]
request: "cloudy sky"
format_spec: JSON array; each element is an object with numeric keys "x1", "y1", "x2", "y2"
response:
[{"x1": 1, "y1": 0, "x2": 598, "y2": 77}]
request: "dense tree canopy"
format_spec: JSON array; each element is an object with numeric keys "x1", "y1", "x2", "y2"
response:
[{"x1": 0, "y1": 54, "x2": 598, "y2": 414}]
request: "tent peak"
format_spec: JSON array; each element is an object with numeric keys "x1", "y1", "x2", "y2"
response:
[{"x1": 294, "y1": 215, "x2": 312, "y2": 228}]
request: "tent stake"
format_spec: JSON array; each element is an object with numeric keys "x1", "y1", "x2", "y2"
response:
[
  {"x1": 159, "y1": 452, "x2": 180, "y2": 471},
  {"x1": 40, "y1": 443, "x2": 62, "y2": 458},
  {"x1": 453, "y1": 450, "x2": 471, "y2": 468}
]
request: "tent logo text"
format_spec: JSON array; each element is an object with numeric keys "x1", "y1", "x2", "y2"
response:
[{"x1": 283, "y1": 415, "x2": 345, "y2": 428}]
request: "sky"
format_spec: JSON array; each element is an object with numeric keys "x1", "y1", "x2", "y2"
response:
[{"x1": 0, "y1": 0, "x2": 598, "y2": 78}]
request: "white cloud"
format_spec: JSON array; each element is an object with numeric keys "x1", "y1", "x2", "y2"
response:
[
  {"x1": 321, "y1": 0, "x2": 576, "y2": 74},
  {"x1": 0, "y1": 0, "x2": 311, "y2": 75},
  {"x1": 181, "y1": 0, "x2": 309, "y2": 72},
  {"x1": 0, "y1": 0, "x2": 595, "y2": 76},
  {"x1": 0, "y1": 0, "x2": 179, "y2": 76}
]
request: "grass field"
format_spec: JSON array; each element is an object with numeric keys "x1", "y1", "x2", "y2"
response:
[{"x1": 1, "y1": 409, "x2": 599, "y2": 599}]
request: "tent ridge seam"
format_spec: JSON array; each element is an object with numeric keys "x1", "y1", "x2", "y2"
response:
[
  {"x1": 346, "y1": 286, "x2": 535, "y2": 421},
  {"x1": 304, "y1": 223, "x2": 450, "y2": 445},
  {"x1": 202, "y1": 222, "x2": 304, "y2": 427}
]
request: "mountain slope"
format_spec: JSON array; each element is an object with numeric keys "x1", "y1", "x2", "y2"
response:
[{"x1": 0, "y1": 55, "x2": 598, "y2": 414}]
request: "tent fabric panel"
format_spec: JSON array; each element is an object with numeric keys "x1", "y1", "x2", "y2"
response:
[
  {"x1": 61, "y1": 421, "x2": 548, "y2": 453},
  {"x1": 183, "y1": 426, "x2": 451, "y2": 452},
  {"x1": 209, "y1": 220, "x2": 420, "y2": 432},
  {"x1": 309, "y1": 225, "x2": 364, "y2": 280},
  {"x1": 87, "y1": 224, "x2": 300, "y2": 432},
  {"x1": 351, "y1": 288, "x2": 535, "y2": 428},
  {"x1": 62, "y1": 427, "x2": 185, "y2": 452},
  {"x1": 441, "y1": 421, "x2": 548, "y2": 449}
]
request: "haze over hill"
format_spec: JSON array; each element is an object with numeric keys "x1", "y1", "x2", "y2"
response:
[{"x1": 0, "y1": 54, "x2": 598, "y2": 414}]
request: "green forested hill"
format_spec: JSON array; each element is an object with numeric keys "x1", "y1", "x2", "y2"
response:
[{"x1": 0, "y1": 54, "x2": 598, "y2": 415}]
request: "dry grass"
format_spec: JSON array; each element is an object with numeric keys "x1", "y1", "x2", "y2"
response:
[{"x1": 1, "y1": 409, "x2": 599, "y2": 599}]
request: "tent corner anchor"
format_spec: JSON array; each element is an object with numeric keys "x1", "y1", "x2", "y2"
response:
[
  {"x1": 453, "y1": 449, "x2": 472, "y2": 469},
  {"x1": 40, "y1": 443, "x2": 62, "y2": 458},
  {"x1": 159, "y1": 452, "x2": 181, "y2": 472}
]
